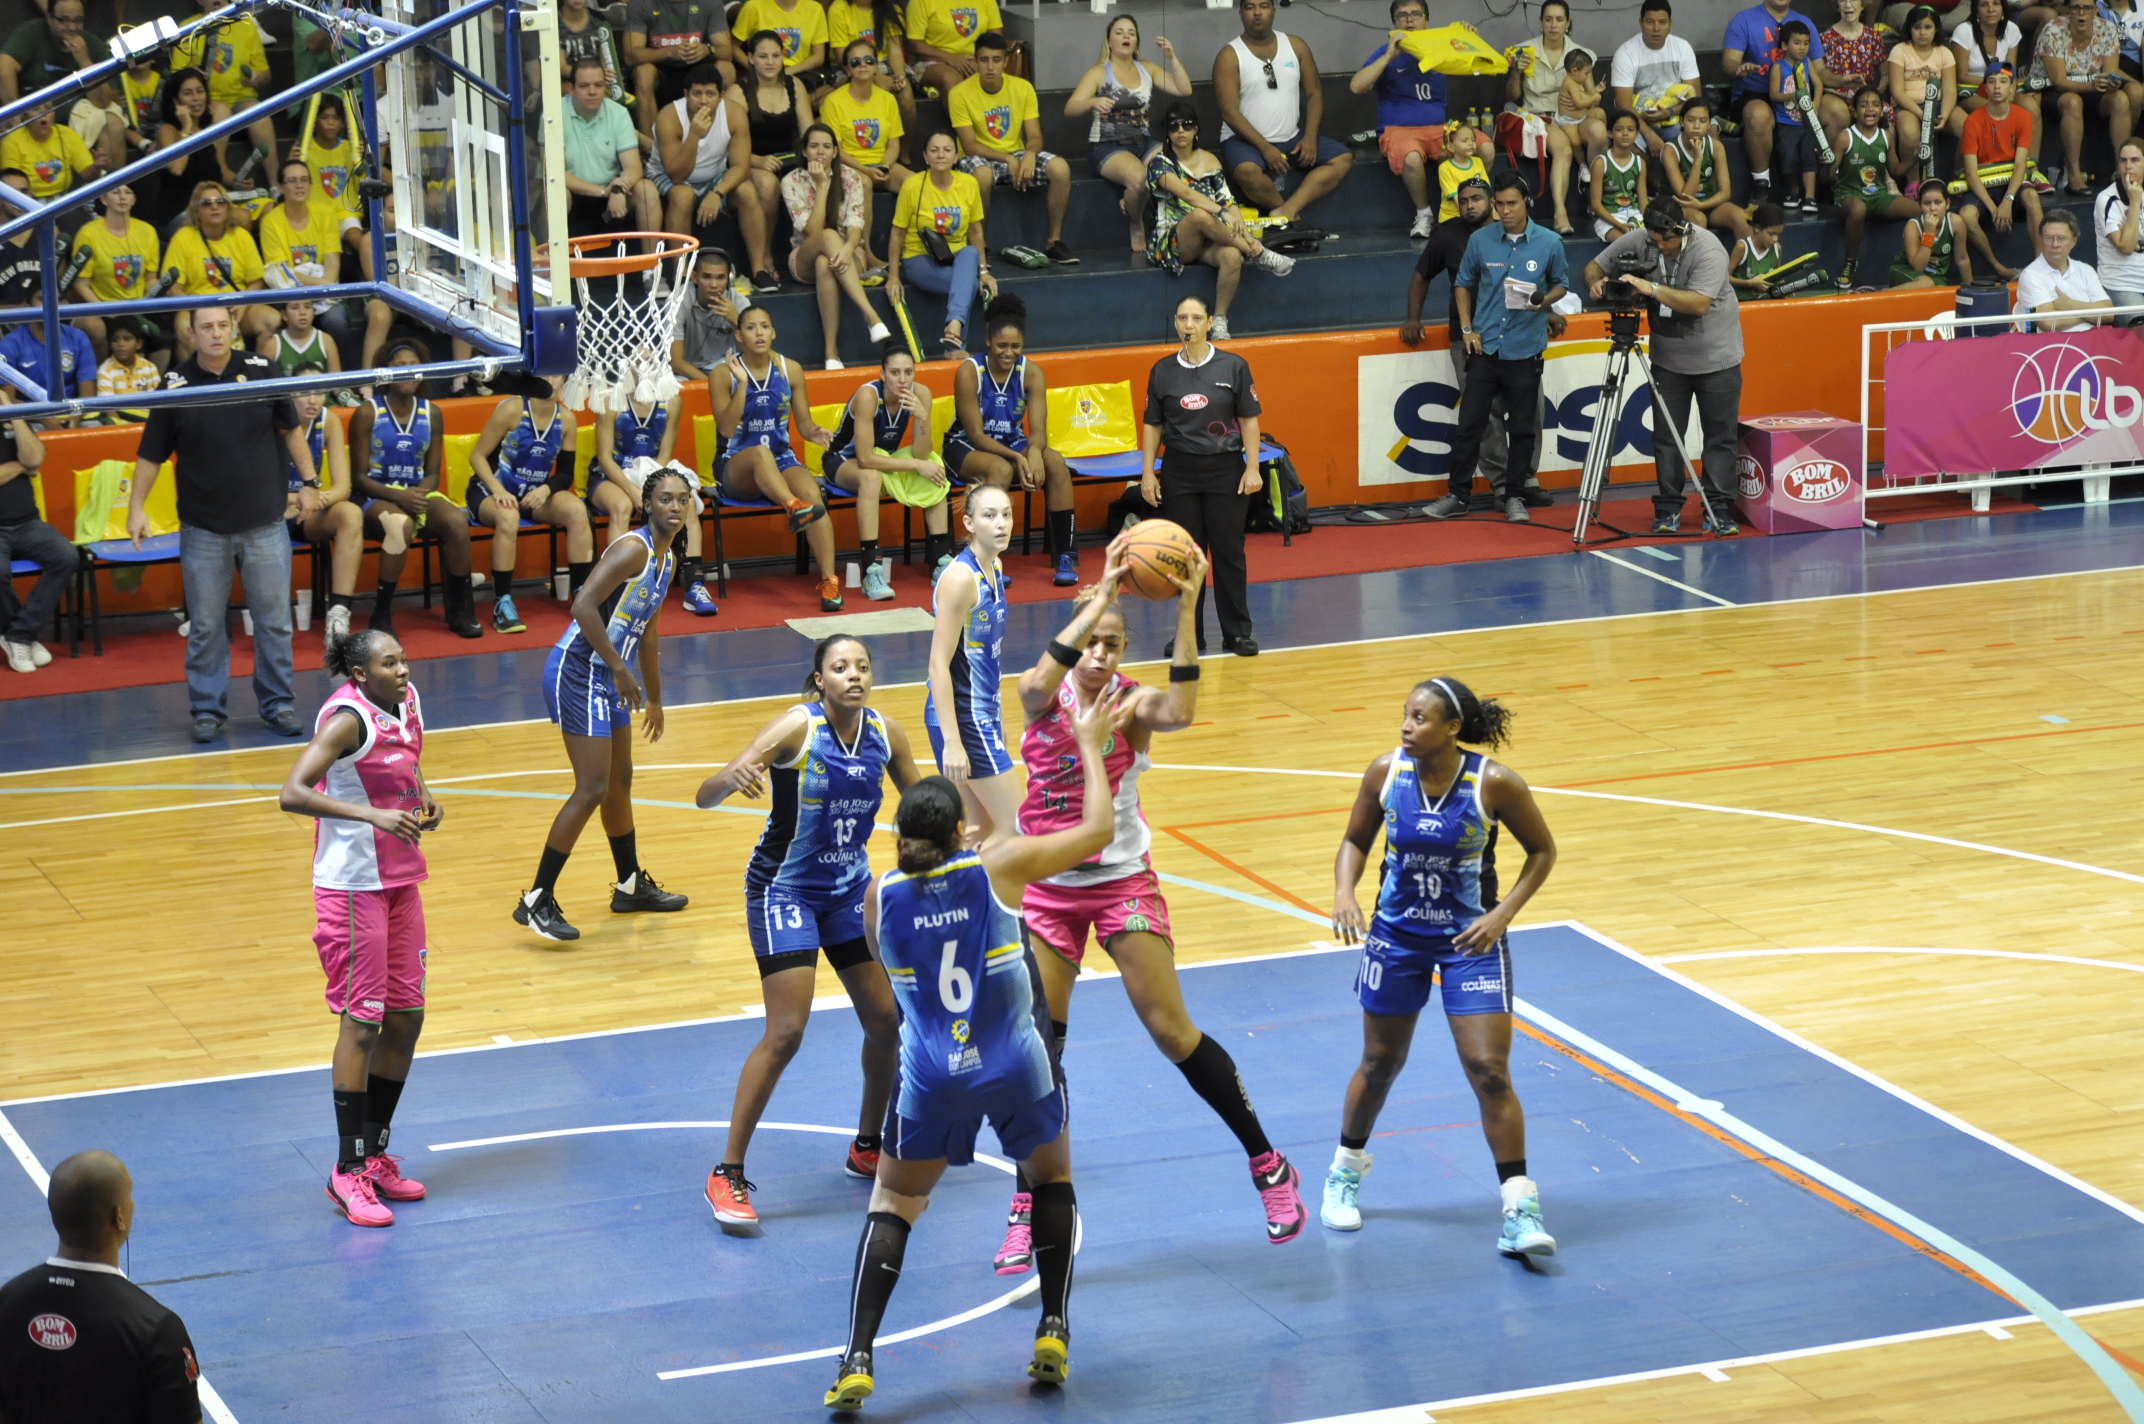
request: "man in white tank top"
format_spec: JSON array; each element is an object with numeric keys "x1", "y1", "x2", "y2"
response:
[
  {"x1": 653, "y1": 63, "x2": 748, "y2": 235},
  {"x1": 1212, "y1": 0, "x2": 1354, "y2": 222}
]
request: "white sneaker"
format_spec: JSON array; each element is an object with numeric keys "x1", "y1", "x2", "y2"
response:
[
  {"x1": 27, "y1": 639, "x2": 51, "y2": 667},
  {"x1": 825, "y1": 357, "x2": 846, "y2": 370},
  {"x1": 1210, "y1": 315, "x2": 1231, "y2": 340},
  {"x1": 323, "y1": 604, "x2": 351, "y2": 645},
  {"x1": 1258, "y1": 247, "x2": 1296, "y2": 277},
  {"x1": 866, "y1": 321, "x2": 891, "y2": 345},
  {"x1": 1320, "y1": 1152, "x2": 1371, "y2": 1231},
  {"x1": 3, "y1": 639, "x2": 36, "y2": 674},
  {"x1": 1409, "y1": 207, "x2": 1434, "y2": 238}
]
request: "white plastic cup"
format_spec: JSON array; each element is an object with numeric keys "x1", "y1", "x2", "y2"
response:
[
  {"x1": 293, "y1": 599, "x2": 312, "y2": 632},
  {"x1": 845, "y1": 561, "x2": 862, "y2": 589},
  {"x1": 553, "y1": 570, "x2": 570, "y2": 599},
  {"x1": 242, "y1": 609, "x2": 255, "y2": 636}
]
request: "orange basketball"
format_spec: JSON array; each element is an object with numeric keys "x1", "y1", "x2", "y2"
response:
[{"x1": 1119, "y1": 519, "x2": 1201, "y2": 600}]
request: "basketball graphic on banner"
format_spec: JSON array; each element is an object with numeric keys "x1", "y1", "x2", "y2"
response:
[{"x1": 2009, "y1": 343, "x2": 2107, "y2": 444}]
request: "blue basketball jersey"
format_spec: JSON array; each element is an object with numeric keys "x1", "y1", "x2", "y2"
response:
[
  {"x1": 723, "y1": 355, "x2": 796, "y2": 459},
  {"x1": 613, "y1": 400, "x2": 669, "y2": 463},
  {"x1": 828, "y1": 380, "x2": 913, "y2": 465},
  {"x1": 552, "y1": 525, "x2": 673, "y2": 665},
  {"x1": 1373, "y1": 749, "x2": 1499, "y2": 936},
  {"x1": 286, "y1": 409, "x2": 327, "y2": 493},
  {"x1": 745, "y1": 702, "x2": 891, "y2": 898},
  {"x1": 962, "y1": 354, "x2": 1029, "y2": 453},
  {"x1": 366, "y1": 393, "x2": 432, "y2": 489},
  {"x1": 876, "y1": 851, "x2": 1052, "y2": 1110},
  {"x1": 496, "y1": 398, "x2": 566, "y2": 494},
  {"x1": 923, "y1": 547, "x2": 1007, "y2": 738}
]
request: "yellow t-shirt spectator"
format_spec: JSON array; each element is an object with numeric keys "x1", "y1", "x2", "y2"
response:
[
  {"x1": 303, "y1": 133, "x2": 361, "y2": 219},
  {"x1": 947, "y1": 73, "x2": 1036, "y2": 159},
  {"x1": 260, "y1": 202, "x2": 343, "y2": 275},
  {"x1": 892, "y1": 169, "x2": 983, "y2": 259},
  {"x1": 1437, "y1": 153, "x2": 1488, "y2": 222},
  {"x1": 903, "y1": 0, "x2": 1000, "y2": 59},
  {"x1": 827, "y1": 0, "x2": 897, "y2": 57},
  {"x1": 820, "y1": 85, "x2": 904, "y2": 165},
  {"x1": 0, "y1": 123, "x2": 93, "y2": 201},
  {"x1": 69, "y1": 218, "x2": 162, "y2": 301},
  {"x1": 731, "y1": 0, "x2": 828, "y2": 66},
  {"x1": 174, "y1": 15, "x2": 271, "y2": 107},
  {"x1": 98, "y1": 353, "x2": 161, "y2": 421},
  {"x1": 162, "y1": 225, "x2": 266, "y2": 294}
]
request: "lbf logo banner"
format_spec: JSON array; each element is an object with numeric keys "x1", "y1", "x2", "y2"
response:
[
  {"x1": 1356, "y1": 344, "x2": 1698, "y2": 487},
  {"x1": 1883, "y1": 326, "x2": 2144, "y2": 478}
]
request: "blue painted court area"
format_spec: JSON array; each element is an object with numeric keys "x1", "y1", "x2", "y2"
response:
[{"x1": 5, "y1": 924, "x2": 2139, "y2": 1423}]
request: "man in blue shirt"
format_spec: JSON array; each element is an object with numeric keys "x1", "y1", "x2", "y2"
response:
[
  {"x1": 1721, "y1": 0, "x2": 1828, "y2": 204},
  {"x1": 0, "y1": 319, "x2": 96, "y2": 425},
  {"x1": 1445, "y1": 173, "x2": 1568, "y2": 524},
  {"x1": 1349, "y1": 0, "x2": 1447, "y2": 238}
]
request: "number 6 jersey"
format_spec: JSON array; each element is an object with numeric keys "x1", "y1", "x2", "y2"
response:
[
  {"x1": 745, "y1": 702, "x2": 892, "y2": 903},
  {"x1": 1374, "y1": 748, "x2": 1500, "y2": 938}
]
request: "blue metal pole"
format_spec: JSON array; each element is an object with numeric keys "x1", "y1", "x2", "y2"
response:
[
  {"x1": 0, "y1": 282, "x2": 387, "y2": 325},
  {"x1": 501, "y1": 0, "x2": 541, "y2": 355},
  {"x1": 0, "y1": 356, "x2": 515, "y2": 425},
  {"x1": 35, "y1": 220, "x2": 62, "y2": 405}
]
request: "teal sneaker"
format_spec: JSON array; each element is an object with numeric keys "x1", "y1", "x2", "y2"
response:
[
  {"x1": 861, "y1": 560, "x2": 894, "y2": 601},
  {"x1": 1320, "y1": 1160, "x2": 1368, "y2": 1231},
  {"x1": 1497, "y1": 1179, "x2": 1557, "y2": 1258}
]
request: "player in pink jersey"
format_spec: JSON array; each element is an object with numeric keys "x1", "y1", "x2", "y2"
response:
[
  {"x1": 278, "y1": 628, "x2": 442, "y2": 1230},
  {"x1": 984, "y1": 537, "x2": 1308, "y2": 1270}
]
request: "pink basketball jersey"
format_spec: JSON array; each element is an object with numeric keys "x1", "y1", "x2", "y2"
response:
[
  {"x1": 1018, "y1": 672, "x2": 1152, "y2": 888},
  {"x1": 311, "y1": 680, "x2": 428, "y2": 891}
]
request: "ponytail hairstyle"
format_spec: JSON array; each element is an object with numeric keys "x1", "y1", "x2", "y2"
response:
[
  {"x1": 803, "y1": 633, "x2": 869, "y2": 698},
  {"x1": 894, "y1": 775, "x2": 966, "y2": 873},
  {"x1": 1415, "y1": 676, "x2": 1513, "y2": 749},
  {"x1": 960, "y1": 479, "x2": 1012, "y2": 525},
  {"x1": 325, "y1": 627, "x2": 398, "y2": 683},
  {"x1": 982, "y1": 289, "x2": 1028, "y2": 343}
]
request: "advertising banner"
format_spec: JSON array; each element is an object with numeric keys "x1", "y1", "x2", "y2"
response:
[{"x1": 1883, "y1": 326, "x2": 2144, "y2": 478}]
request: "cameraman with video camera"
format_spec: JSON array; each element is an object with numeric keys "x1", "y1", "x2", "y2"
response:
[{"x1": 1583, "y1": 195, "x2": 1743, "y2": 536}]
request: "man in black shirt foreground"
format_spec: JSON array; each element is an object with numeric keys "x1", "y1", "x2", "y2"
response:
[
  {"x1": 130, "y1": 304, "x2": 318, "y2": 744},
  {"x1": 1399, "y1": 177, "x2": 1556, "y2": 520},
  {"x1": 0, "y1": 1150, "x2": 202, "y2": 1424}
]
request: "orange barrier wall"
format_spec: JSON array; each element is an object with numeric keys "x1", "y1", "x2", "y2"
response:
[{"x1": 28, "y1": 285, "x2": 1957, "y2": 614}]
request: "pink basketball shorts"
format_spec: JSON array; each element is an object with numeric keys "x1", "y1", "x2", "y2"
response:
[
  {"x1": 1022, "y1": 867, "x2": 1174, "y2": 967},
  {"x1": 314, "y1": 884, "x2": 428, "y2": 1023}
]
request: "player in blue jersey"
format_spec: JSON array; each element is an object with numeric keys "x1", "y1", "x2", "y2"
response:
[
  {"x1": 280, "y1": 365, "x2": 365, "y2": 647},
  {"x1": 347, "y1": 342, "x2": 480, "y2": 640},
  {"x1": 945, "y1": 294, "x2": 1082, "y2": 587},
  {"x1": 923, "y1": 482, "x2": 1020, "y2": 845},
  {"x1": 592, "y1": 392, "x2": 720, "y2": 617},
  {"x1": 695, "y1": 634, "x2": 927, "y2": 1230},
  {"x1": 826, "y1": 346, "x2": 953, "y2": 601},
  {"x1": 513, "y1": 464, "x2": 695, "y2": 942},
  {"x1": 469, "y1": 375, "x2": 596, "y2": 636},
  {"x1": 822, "y1": 683, "x2": 1125, "y2": 1412},
  {"x1": 1326, "y1": 676, "x2": 1559, "y2": 1256},
  {"x1": 710, "y1": 306, "x2": 843, "y2": 610}
]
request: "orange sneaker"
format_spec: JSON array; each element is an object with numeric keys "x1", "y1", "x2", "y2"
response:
[
  {"x1": 705, "y1": 1165, "x2": 760, "y2": 1233},
  {"x1": 843, "y1": 1139, "x2": 879, "y2": 1180},
  {"x1": 818, "y1": 575, "x2": 844, "y2": 611}
]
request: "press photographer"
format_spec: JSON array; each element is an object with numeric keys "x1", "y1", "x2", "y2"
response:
[{"x1": 1583, "y1": 196, "x2": 1743, "y2": 537}]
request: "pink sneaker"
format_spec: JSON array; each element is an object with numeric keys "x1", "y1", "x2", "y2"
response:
[
  {"x1": 364, "y1": 1154, "x2": 426, "y2": 1202},
  {"x1": 1250, "y1": 1151, "x2": 1305, "y2": 1244},
  {"x1": 327, "y1": 1166, "x2": 394, "y2": 1227},
  {"x1": 994, "y1": 1191, "x2": 1034, "y2": 1275}
]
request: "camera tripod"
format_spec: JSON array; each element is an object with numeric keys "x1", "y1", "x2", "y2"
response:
[{"x1": 1570, "y1": 305, "x2": 1735, "y2": 547}]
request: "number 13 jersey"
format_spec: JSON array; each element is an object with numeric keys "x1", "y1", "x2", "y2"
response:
[
  {"x1": 1374, "y1": 748, "x2": 1500, "y2": 938},
  {"x1": 745, "y1": 702, "x2": 891, "y2": 902}
]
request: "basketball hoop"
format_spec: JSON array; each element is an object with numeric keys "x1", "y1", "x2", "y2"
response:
[{"x1": 562, "y1": 232, "x2": 700, "y2": 414}]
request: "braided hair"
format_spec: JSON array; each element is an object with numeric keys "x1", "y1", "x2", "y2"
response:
[
  {"x1": 1415, "y1": 676, "x2": 1513, "y2": 749},
  {"x1": 894, "y1": 775, "x2": 966, "y2": 873},
  {"x1": 324, "y1": 627, "x2": 398, "y2": 683},
  {"x1": 640, "y1": 461, "x2": 695, "y2": 516}
]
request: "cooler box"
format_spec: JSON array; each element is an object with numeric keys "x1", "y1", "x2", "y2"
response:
[{"x1": 1734, "y1": 412, "x2": 1864, "y2": 533}]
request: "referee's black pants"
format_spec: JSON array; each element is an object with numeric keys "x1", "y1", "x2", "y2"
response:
[
  {"x1": 1160, "y1": 482, "x2": 1252, "y2": 647},
  {"x1": 1446, "y1": 351, "x2": 1543, "y2": 503}
]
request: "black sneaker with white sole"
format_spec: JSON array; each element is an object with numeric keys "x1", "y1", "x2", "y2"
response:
[
  {"x1": 611, "y1": 869, "x2": 688, "y2": 913},
  {"x1": 514, "y1": 887, "x2": 581, "y2": 941}
]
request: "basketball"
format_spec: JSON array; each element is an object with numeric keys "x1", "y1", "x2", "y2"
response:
[{"x1": 1119, "y1": 519, "x2": 1201, "y2": 599}]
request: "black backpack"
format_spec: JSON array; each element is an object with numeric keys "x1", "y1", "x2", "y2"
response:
[{"x1": 1246, "y1": 438, "x2": 1312, "y2": 543}]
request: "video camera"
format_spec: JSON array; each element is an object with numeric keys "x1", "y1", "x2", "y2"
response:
[{"x1": 1599, "y1": 277, "x2": 1645, "y2": 311}]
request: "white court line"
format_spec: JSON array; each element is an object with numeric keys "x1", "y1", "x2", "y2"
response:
[
  {"x1": 1588, "y1": 549, "x2": 1738, "y2": 606},
  {"x1": 8, "y1": 558, "x2": 2143, "y2": 783},
  {"x1": 1284, "y1": 1297, "x2": 2144, "y2": 1424},
  {"x1": 1661, "y1": 946, "x2": 2144, "y2": 975},
  {"x1": 0, "y1": 1106, "x2": 241, "y2": 1424}
]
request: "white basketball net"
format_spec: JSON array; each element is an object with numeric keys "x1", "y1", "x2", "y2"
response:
[{"x1": 562, "y1": 237, "x2": 699, "y2": 415}]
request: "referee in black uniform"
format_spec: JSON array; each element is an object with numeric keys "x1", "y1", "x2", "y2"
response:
[
  {"x1": 0, "y1": 1150, "x2": 202, "y2": 1424},
  {"x1": 1138, "y1": 294, "x2": 1263, "y2": 657}
]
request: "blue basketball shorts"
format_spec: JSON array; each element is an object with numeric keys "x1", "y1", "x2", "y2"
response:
[
  {"x1": 543, "y1": 644, "x2": 625, "y2": 738},
  {"x1": 1354, "y1": 918, "x2": 1512, "y2": 1018},
  {"x1": 925, "y1": 709, "x2": 1016, "y2": 778},
  {"x1": 884, "y1": 1079, "x2": 1067, "y2": 1167},
  {"x1": 745, "y1": 881, "x2": 867, "y2": 960},
  {"x1": 941, "y1": 428, "x2": 1027, "y2": 474}
]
